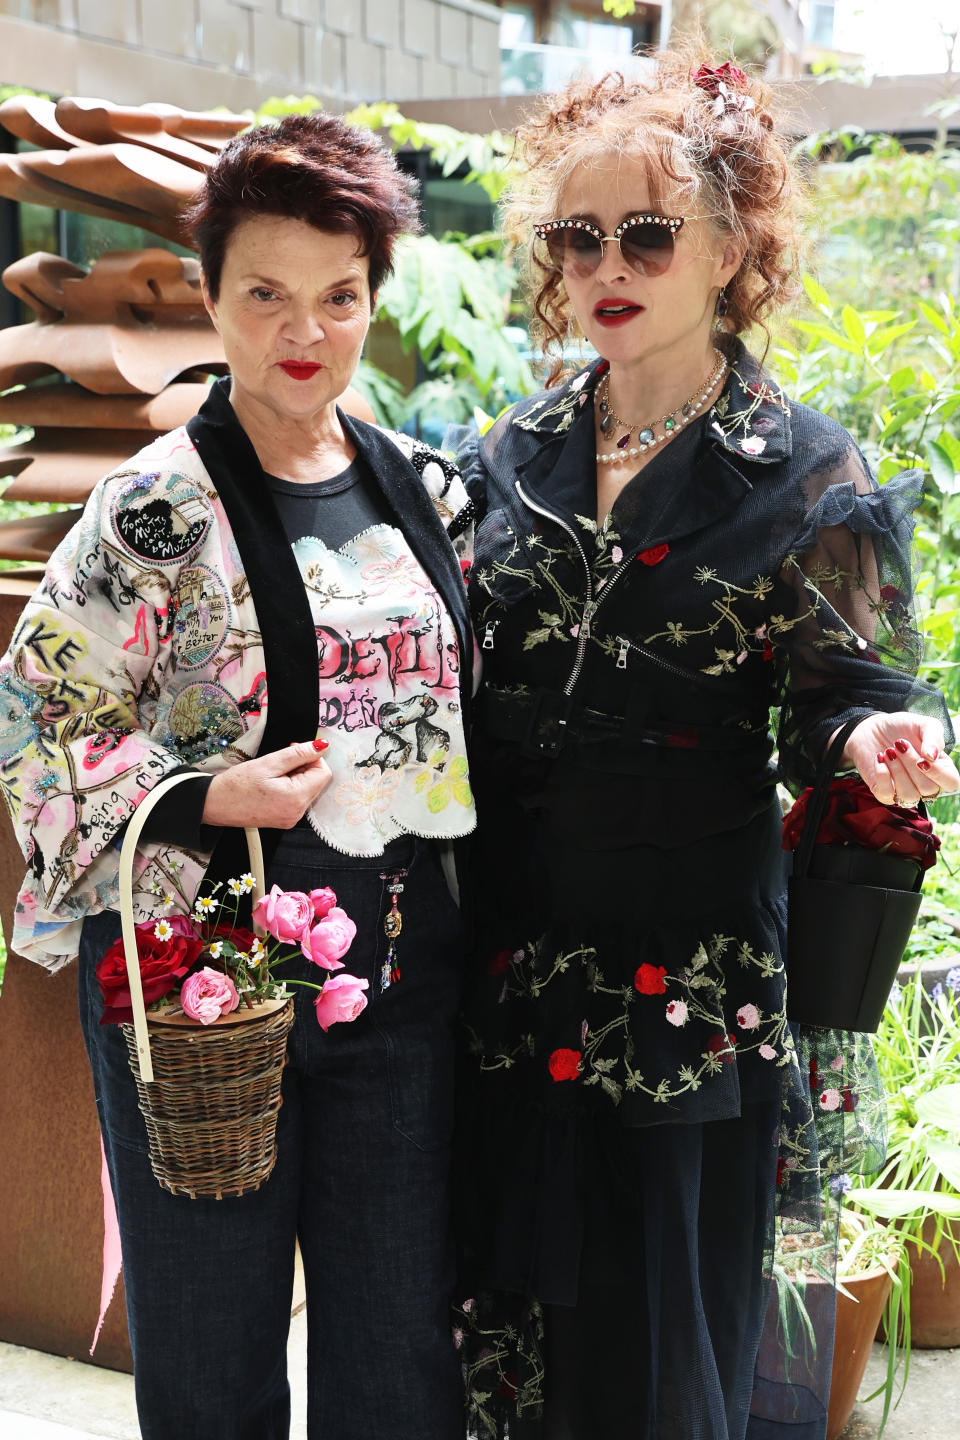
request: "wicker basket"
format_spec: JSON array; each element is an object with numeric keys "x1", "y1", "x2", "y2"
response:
[{"x1": 117, "y1": 773, "x2": 294, "y2": 1199}]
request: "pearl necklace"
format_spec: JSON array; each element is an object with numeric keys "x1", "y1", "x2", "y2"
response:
[{"x1": 594, "y1": 350, "x2": 728, "y2": 465}]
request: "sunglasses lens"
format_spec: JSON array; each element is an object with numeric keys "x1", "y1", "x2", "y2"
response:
[
  {"x1": 545, "y1": 227, "x2": 603, "y2": 274},
  {"x1": 619, "y1": 222, "x2": 676, "y2": 276}
]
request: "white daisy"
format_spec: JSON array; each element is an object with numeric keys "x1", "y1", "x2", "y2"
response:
[{"x1": 153, "y1": 920, "x2": 173, "y2": 941}]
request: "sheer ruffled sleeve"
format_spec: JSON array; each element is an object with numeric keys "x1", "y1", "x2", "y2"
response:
[{"x1": 773, "y1": 435, "x2": 953, "y2": 788}]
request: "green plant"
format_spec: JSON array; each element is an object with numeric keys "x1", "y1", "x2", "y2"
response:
[
  {"x1": 845, "y1": 976, "x2": 960, "y2": 1426},
  {"x1": 772, "y1": 1206, "x2": 905, "y2": 1410},
  {"x1": 904, "y1": 820, "x2": 960, "y2": 965}
]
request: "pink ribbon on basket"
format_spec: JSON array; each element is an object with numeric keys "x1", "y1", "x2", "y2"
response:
[{"x1": 90, "y1": 1133, "x2": 122, "y2": 1355}]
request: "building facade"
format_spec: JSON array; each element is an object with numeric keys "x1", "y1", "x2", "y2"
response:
[{"x1": 0, "y1": 0, "x2": 503, "y2": 109}]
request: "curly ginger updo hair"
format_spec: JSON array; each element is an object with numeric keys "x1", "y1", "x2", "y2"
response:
[{"x1": 509, "y1": 43, "x2": 806, "y2": 384}]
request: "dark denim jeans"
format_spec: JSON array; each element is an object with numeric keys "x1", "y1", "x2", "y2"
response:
[{"x1": 78, "y1": 834, "x2": 465, "y2": 1440}]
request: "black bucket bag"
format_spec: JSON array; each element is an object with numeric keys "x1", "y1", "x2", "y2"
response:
[{"x1": 786, "y1": 717, "x2": 927, "y2": 1033}]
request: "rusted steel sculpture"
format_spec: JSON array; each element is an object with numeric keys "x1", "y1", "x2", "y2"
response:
[
  {"x1": 0, "y1": 96, "x2": 247, "y2": 567},
  {"x1": 0, "y1": 96, "x2": 374, "y2": 563},
  {"x1": 0, "y1": 98, "x2": 249, "y2": 1371}
]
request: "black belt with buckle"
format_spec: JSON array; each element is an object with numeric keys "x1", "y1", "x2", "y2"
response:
[{"x1": 478, "y1": 686, "x2": 770, "y2": 763}]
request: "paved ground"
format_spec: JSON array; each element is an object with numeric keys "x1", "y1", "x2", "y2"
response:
[
  {"x1": 0, "y1": 1311, "x2": 309, "y2": 1439},
  {"x1": 0, "y1": 1322, "x2": 956, "y2": 1438}
]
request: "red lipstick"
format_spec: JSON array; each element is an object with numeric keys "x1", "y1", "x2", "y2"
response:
[
  {"x1": 278, "y1": 361, "x2": 323, "y2": 380},
  {"x1": 593, "y1": 298, "x2": 644, "y2": 328}
]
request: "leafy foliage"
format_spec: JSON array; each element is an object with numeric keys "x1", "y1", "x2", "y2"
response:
[{"x1": 774, "y1": 135, "x2": 960, "y2": 728}]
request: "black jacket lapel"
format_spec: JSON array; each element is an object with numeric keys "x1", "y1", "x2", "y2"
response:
[{"x1": 186, "y1": 379, "x2": 320, "y2": 759}]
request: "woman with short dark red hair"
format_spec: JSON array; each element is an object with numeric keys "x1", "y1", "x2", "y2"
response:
[{"x1": 0, "y1": 113, "x2": 475, "y2": 1439}]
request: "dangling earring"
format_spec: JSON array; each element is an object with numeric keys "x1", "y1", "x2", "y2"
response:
[{"x1": 715, "y1": 287, "x2": 729, "y2": 329}]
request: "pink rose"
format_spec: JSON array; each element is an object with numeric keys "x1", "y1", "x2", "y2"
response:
[
  {"x1": 759, "y1": 1044, "x2": 778, "y2": 1060},
  {"x1": 736, "y1": 1003, "x2": 760, "y2": 1030},
  {"x1": 665, "y1": 1000, "x2": 688, "y2": 1027},
  {"x1": 313, "y1": 973, "x2": 369, "y2": 1031},
  {"x1": 819, "y1": 1088, "x2": 842, "y2": 1112},
  {"x1": 309, "y1": 887, "x2": 338, "y2": 920},
  {"x1": 180, "y1": 967, "x2": 240, "y2": 1026},
  {"x1": 301, "y1": 907, "x2": 357, "y2": 969},
  {"x1": 252, "y1": 884, "x2": 314, "y2": 943}
]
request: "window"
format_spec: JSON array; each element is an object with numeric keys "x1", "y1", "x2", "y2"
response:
[
  {"x1": 500, "y1": 5, "x2": 536, "y2": 46},
  {"x1": 809, "y1": 2, "x2": 836, "y2": 47}
]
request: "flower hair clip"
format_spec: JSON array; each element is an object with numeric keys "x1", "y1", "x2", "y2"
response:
[{"x1": 692, "y1": 62, "x2": 756, "y2": 117}]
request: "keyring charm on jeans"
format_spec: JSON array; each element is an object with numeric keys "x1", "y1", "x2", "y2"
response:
[{"x1": 379, "y1": 871, "x2": 407, "y2": 990}]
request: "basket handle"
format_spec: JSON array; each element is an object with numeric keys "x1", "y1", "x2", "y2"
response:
[{"x1": 118, "y1": 773, "x2": 265, "y2": 1084}]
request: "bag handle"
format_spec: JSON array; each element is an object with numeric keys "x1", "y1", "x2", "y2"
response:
[
  {"x1": 118, "y1": 773, "x2": 265, "y2": 1084},
  {"x1": 792, "y1": 716, "x2": 866, "y2": 879}
]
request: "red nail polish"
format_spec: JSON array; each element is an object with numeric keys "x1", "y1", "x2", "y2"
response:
[
  {"x1": 895, "y1": 738, "x2": 909, "y2": 754},
  {"x1": 917, "y1": 759, "x2": 931, "y2": 771},
  {"x1": 312, "y1": 738, "x2": 328, "y2": 752},
  {"x1": 886, "y1": 748, "x2": 898, "y2": 762},
  {"x1": 877, "y1": 752, "x2": 887, "y2": 765}
]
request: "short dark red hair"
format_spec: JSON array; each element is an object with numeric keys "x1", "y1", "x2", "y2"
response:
[{"x1": 185, "y1": 113, "x2": 421, "y2": 299}]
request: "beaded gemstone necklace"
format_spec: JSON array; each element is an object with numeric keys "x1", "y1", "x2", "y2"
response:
[{"x1": 595, "y1": 349, "x2": 728, "y2": 464}]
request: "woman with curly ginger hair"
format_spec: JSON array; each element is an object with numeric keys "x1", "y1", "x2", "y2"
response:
[{"x1": 452, "y1": 45, "x2": 958, "y2": 1440}]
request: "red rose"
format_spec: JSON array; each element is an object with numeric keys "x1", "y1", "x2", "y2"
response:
[
  {"x1": 842, "y1": 1086, "x2": 858, "y2": 1113},
  {"x1": 548, "y1": 1048, "x2": 582, "y2": 1082},
  {"x1": 498, "y1": 1372, "x2": 519, "y2": 1400},
  {"x1": 782, "y1": 774, "x2": 940, "y2": 870},
  {"x1": 460, "y1": 559, "x2": 472, "y2": 584},
  {"x1": 210, "y1": 923, "x2": 258, "y2": 952},
  {"x1": 634, "y1": 963, "x2": 667, "y2": 995},
  {"x1": 488, "y1": 948, "x2": 512, "y2": 976},
  {"x1": 841, "y1": 795, "x2": 940, "y2": 870},
  {"x1": 707, "y1": 1033, "x2": 737, "y2": 1063},
  {"x1": 96, "y1": 925, "x2": 202, "y2": 1025},
  {"x1": 809, "y1": 1057, "x2": 820, "y2": 1092},
  {"x1": 638, "y1": 544, "x2": 670, "y2": 566},
  {"x1": 692, "y1": 61, "x2": 749, "y2": 98},
  {"x1": 762, "y1": 639, "x2": 774, "y2": 661},
  {"x1": 776, "y1": 1157, "x2": 785, "y2": 1187}
]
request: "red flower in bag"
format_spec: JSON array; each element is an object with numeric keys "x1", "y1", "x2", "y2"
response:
[
  {"x1": 782, "y1": 774, "x2": 940, "y2": 871},
  {"x1": 96, "y1": 925, "x2": 202, "y2": 1026}
]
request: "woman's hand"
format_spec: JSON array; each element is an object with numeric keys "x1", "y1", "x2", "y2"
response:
[
  {"x1": 840, "y1": 714, "x2": 960, "y2": 806},
  {"x1": 202, "y1": 741, "x2": 332, "y2": 829}
]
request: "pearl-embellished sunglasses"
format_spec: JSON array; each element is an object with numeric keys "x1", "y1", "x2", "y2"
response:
[{"x1": 534, "y1": 213, "x2": 686, "y2": 278}]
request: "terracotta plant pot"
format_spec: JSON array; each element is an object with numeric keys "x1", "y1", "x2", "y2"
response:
[
  {"x1": 827, "y1": 1264, "x2": 894, "y2": 1440},
  {"x1": 906, "y1": 1216, "x2": 960, "y2": 1348}
]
